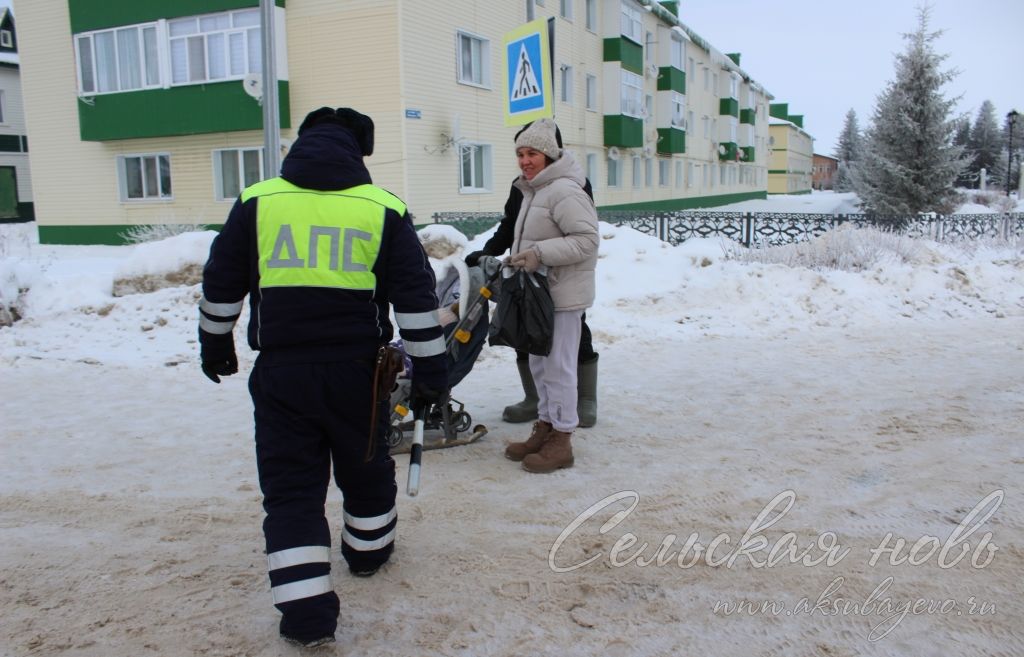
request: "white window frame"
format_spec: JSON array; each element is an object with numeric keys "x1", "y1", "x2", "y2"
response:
[
  {"x1": 658, "y1": 159, "x2": 670, "y2": 187},
  {"x1": 213, "y1": 147, "x2": 264, "y2": 201},
  {"x1": 632, "y1": 155, "x2": 641, "y2": 188},
  {"x1": 585, "y1": 74, "x2": 597, "y2": 111},
  {"x1": 168, "y1": 9, "x2": 260, "y2": 86},
  {"x1": 671, "y1": 37, "x2": 685, "y2": 70},
  {"x1": 671, "y1": 92, "x2": 686, "y2": 129},
  {"x1": 620, "y1": 70, "x2": 643, "y2": 118},
  {"x1": 75, "y1": 22, "x2": 163, "y2": 95},
  {"x1": 585, "y1": 0, "x2": 598, "y2": 31},
  {"x1": 675, "y1": 161, "x2": 684, "y2": 187},
  {"x1": 456, "y1": 30, "x2": 491, "y2": 88},
  {"x1": 586, "y1": 153, "x2": 598, "y2": 186},
  {"x1": 0, "y1": 30, "x2": 12, "y2": 48},
  {"x1": 560, "y1": 0, "x2": 574, "y2": 21},
  {"x1": 117, "y1": 153, "x2": 172, "y2": 202},
  {"x1": 560, "y1": 64, "x2": 573, "y2": 104},
  {"x1": 607, "y1": 157, "x2": 621, "y2": 187},
  {"x1": 644, "y1": 156, "x2": 653, "y2": 187},
  {"x1": 459, "y1": 142, "x2": 492, "y2": 193},
  {"x1": 620, "y1": 3, "x2": 643, "y2": 44}
]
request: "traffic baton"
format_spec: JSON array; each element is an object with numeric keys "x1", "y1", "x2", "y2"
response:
[{"x1": 406, "y1": 412, "x2": 425, "y2": 496}]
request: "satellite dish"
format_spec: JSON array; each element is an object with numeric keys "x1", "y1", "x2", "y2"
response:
[
  {"x1": 718, "y1": 144, "x2": 728, "y2": 156},
  {"x1": 242, "y1": 72, "x2": 263, "y2": 100},
  {"x1": 607, "y1": 146, "x2": 621, "y2": 161}
]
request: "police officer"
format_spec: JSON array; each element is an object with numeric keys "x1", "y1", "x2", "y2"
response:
[{"x1": 198, "y1": 107, "x2": 447, "y2": 647}]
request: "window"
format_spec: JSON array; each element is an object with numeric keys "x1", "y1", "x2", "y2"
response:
[
  {"x1": 607, "y1": 157, "x2": 621, "y2": 187},
  {"x1": 585, "y1": 0, "x2": 598, "y2": 31},
  {"x1": 712, "y1": 72, "x2": 719, "y2": 97},
  {"x1": 632, "y1": 156, "x2": 641, "y2": 188},
  {"x1": 527, "y1": 0, "x2": 535, "y2": 21},
  {"x1": 457, "y1": 31, "x2": 491, "y2": 87},
  {"x1": 671, "y1": 38, "x2": 685, "y2": 70},
  {"x1": 659, "y1": 159, "x2": 670, "y2": 186},
  {"x1": 585, "y1": 74, "x2": 597, "y2": 110},
  {"x1": 645, "y1": 157, "x2": 653, "y2": 187},
  {"x1": 560, "y1": 64, "x2": 573, "y2": 103},
  {"x1": 169, "y1": 9, "x2": 260, "y2": 85},
  {"x1": 702, "y1": 116, "x2": 710, "y2": 139},
  {"x1": 620, "y1": 70, "x2": 643, "y2": 117},
  {"x1": 214, "y1": 148, "x2": 263, "y2": 201},
  {"x1": 675, "y1": 161, "x2": 684, "y2": 187},
  {"x1": 0, "y1": 30, "x2": 12, "y2": 48},
  {"x1": 118, "y1": 154, "x2": 172, "y2": 201},
  {"x1": 687, "y1": 110, "x2": 695, "y2": 133},
  {"x1": 645, "y1": 31, "x2": 653, "y2": 62},
  {"x1": 459, "y1": 143, "x2": 492, "y2": 192},
  {"x1": 729, "y1": 74, "x2": 738, "y2": 98},
  {"x1": 586, "y1": 153, "x2": 598, "y2": 186},
  {"x1": 703, "y1": 67, "x2": 709, "y2": 91},
  {"x1": 644, "y1": 93, "x2": 653, "y2": 122},
  {"x1": 620, "y1": 3, "x2": 642, "y2": 44},
  {"x1": 671, "y1": 92, "x2": 685, "y2": 128},
  {"x1": 76, "y1": 24, "x2": 161, "y2": 94},
  {"x1": 687, "y1": 161, "x2": 695, "y2": 188},
  {"x1": 0, "y1": 90, "x2": 5, "y2": 123},
  {"x1": 688, "y1": 56, "x2": 695, "y2": 82},
  {"x1": 560, "y1": 0, "x2": 573, "y2": 21}
]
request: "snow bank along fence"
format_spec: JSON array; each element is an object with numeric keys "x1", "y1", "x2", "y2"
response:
[{"x1": 432, "y1": 211, "x2": 1024, "y2": 247}]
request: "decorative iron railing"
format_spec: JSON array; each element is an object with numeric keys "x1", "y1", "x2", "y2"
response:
[{"x1": 432, "y1": 210, "x2": 1024, "y2": 247}]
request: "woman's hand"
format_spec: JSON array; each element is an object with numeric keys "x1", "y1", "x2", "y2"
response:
[{"x1": 508, "y1": 247, "x2": 541, "y2": 273}]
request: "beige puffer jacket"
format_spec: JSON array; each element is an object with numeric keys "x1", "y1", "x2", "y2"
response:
[{"x1": 511, "y1": 150, "x2": 599, "y2": 311}]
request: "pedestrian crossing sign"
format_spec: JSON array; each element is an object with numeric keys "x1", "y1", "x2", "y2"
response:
[{"x1": 503, "y1": 19, "x2": 553, "y2": 127}]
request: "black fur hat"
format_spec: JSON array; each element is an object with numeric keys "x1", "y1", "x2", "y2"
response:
[{"x1": 298, "y1": 107, "x2": 375, "y2": 156}]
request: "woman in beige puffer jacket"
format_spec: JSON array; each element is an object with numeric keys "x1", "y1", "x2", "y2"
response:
[{"x1": 503, "y1": 118, "x2": 599, "y2": 473}]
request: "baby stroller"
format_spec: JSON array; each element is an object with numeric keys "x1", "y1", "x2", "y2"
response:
[{"x1": 386, "y1": 253, "x2": 499, "y2": 453}]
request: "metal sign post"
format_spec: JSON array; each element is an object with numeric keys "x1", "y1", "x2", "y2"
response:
[{"x1": 260, "y1": 0, "x2": 281, "y2": 178}]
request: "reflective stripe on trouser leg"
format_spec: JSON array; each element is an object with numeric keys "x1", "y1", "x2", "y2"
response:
[
  {"x1": 530, "y1": 310, "x2": 584, "y2": 433},
  {"x1": 250, "y1": 362, "x2": 342, "y2": 641}
]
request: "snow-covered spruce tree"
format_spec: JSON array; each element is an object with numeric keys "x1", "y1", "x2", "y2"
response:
[
  {"x1": 966, "y1": 100, "x2": 1003, "y2": 188},
  {"x1": 832, "y1": 109, "x2": 863, "y2": 192},
  {"x1": 852, "y1": 7, "x2": 968, "y2": 215}
]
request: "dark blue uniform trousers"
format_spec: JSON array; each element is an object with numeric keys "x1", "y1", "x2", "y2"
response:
[{"x1": 249, "y1": 358, "x2": 397, "y2": 642}]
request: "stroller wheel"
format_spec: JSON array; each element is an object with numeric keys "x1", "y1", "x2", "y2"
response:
[
  {"x1": 450, "y1": 411, "x2": 472, "y2": 434},
  {"x1": 386, "y1": 425, "x2": 404, "y2": 447}
]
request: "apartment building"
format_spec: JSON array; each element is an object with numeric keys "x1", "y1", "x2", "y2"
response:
[
  {"x1": 767, "y1": 102, "x2": 813, "y2": 195},
  {"x1": 0, "y1": 7, "x2": 33, "y2": 223},
  {"x1": 18, "y1": 0, "x2": 780, "y2": 244}
]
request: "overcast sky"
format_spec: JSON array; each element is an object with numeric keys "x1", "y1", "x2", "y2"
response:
[{"x1": 680, "y1": 0, "x2": 1024, "y2": 154}]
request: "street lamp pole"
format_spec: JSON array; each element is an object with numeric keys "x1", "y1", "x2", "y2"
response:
[{"x1": 1007, "y1": 110, "x2": 1019, "y2": 196}]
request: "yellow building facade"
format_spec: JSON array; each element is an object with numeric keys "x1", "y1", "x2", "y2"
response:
[{"x1": 17, "y1": 1, "x2": 787, "y2": 244}]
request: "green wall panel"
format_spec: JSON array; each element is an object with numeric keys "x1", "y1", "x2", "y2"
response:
[
  {"x1": 740, "y1": 146, "x2": 755, "y2": 162},
  {"x1": 78, "y1": 81, "x2": 290, "y2": 141},
  {"x1": 717, "y1": 142, "x2": 738, "y2": 161},
  {"x1": 599, "y1": 190, "x2": 766, "y2": 212},
  {"x1": 719, "y1": 97, "x2": 739, "y2": 117},
  {"x1": 602, "y1": 37, "x2": 643, "y2": 75},
  {"x1": 0, "y1": 134, "x2": 23, "y2": 152},
  {"x1": 769, "y1": 103, "x2": 789, "y2": 120},
  {"x1": 656, "y1": 127, "x2": 685, "y2": 154},
  {"x1": 739, "y1": 108, "x2": 755, "y2": 125},
  {"x1": 656, "y1": 66, "x2": 685, "y2": 94},
  {"x1": 69, "y1": 0, "x2": 285, "y2": 32},
  {"x1": 659, "y1": 2, "x2": 679, "y2": 17},
  {"x1": 603, "y1": 115, "x2": 643, "y2": 148},
  {"x1": 788, "y1": 115, "x2": 804, "y2": 128}
]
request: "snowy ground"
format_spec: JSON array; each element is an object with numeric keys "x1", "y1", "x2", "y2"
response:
[{"x1": 2, "y1": 194, "x2": 1023, "y2": 656}]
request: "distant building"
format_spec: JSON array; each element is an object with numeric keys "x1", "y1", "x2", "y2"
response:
[
  {"x1": 17, "y1": 1, "x2": 789, "y2": 244},
  {"x1": 767, "y1": 103, "x2": 812, "y2": 195},
  {"x1": 0, "y1": 7, "x2": 34, "y2": 223},
  {"x1": 812, "y1": 153, "x2": 838, "y2": 190}
]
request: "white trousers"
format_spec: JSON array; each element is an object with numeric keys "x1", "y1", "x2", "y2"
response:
[{"x1": 529, "y1": 310, "x2": 584, "y2": 433}]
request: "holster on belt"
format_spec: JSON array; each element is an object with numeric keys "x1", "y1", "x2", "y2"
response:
[{"x1": 366, "y1": 344, "x2": 405, "y2": 462}]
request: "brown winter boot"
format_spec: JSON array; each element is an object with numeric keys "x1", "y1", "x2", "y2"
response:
[
  {"x1": 504, "y1": 420, "x2": 552, "y2": 461},
  {"x1": 522, "y1": 430, "x2": 574, "y2": 473}
]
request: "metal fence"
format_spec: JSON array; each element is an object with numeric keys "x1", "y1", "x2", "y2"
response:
[{"x1": 432, "y1": 210, "x2": 1024, "y2": 247}]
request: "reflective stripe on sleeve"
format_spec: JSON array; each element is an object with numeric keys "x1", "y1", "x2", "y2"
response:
[
  {"x1": 402, "y1": 336, "x2": 446, "y2": 358},
  {"x1": 267, "y1": 545, "x2": 331, "y2": 572},
  {"x1": 199, "y1": 315, "x2": 236, "y2": 335},
  {"x1": 343, "y1": 507, "x2": 397, "y2": 532},
  {"x1": 200, "y1": 297, "x2": 244, "y2": 317},
  {"x1": 342, "y1": 527, "x2": 397, "y2": 552},
  {"x1": 270, "y1": 575, "x2": 333, "y2": 604},
  {"x1": 394, "y1": 310, "x2": 441, "y2": 330}
]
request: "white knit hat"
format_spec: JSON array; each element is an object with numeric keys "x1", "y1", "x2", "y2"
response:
[{"x1": 515, "y1": 118, "x2": 562, "y2": 161}]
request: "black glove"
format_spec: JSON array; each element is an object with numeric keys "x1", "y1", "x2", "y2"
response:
[
  {"x1": 464, "y1": 250, "x2": 486, "y2": 267},
  {"x1": 200, "y1": 337, "x2": 238, "y2": 383},
  {"x1": 410, "y1": 381, "x2": 448, "y2": 416}
]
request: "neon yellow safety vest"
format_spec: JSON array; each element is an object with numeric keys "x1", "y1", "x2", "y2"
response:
[{"x1": 241, "y1": 178, "x2": 407, "y2": 290}]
